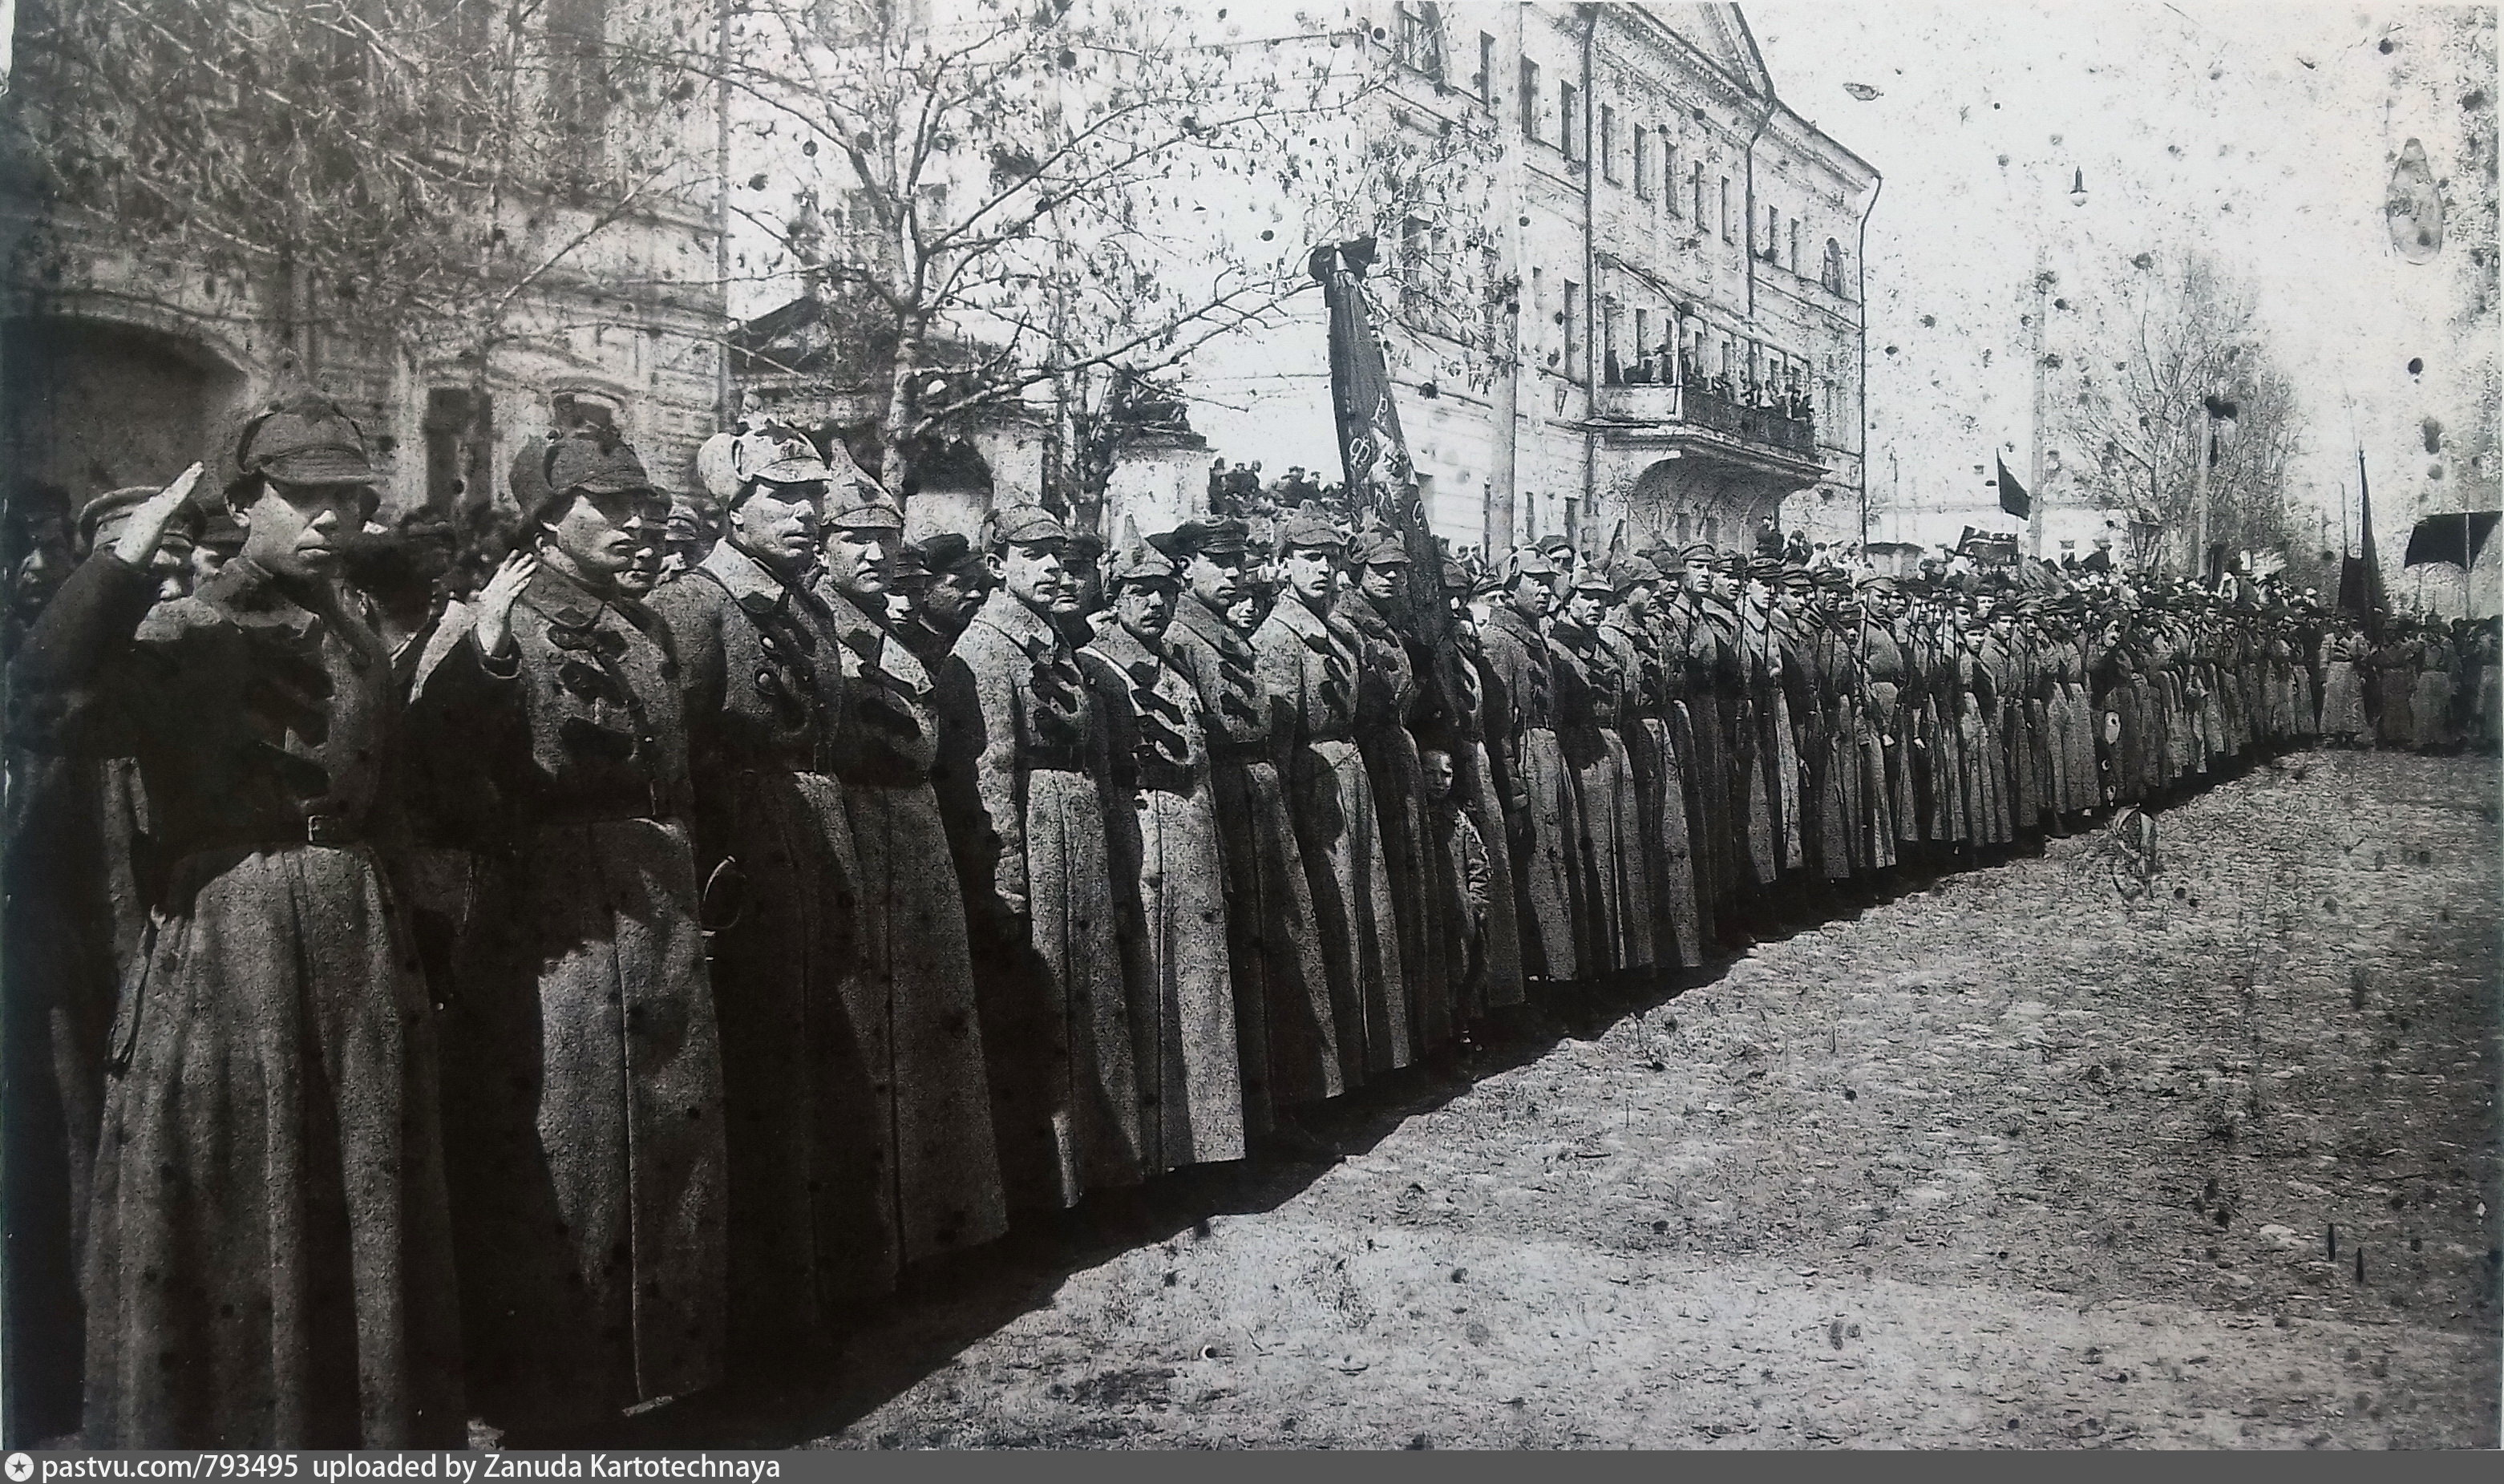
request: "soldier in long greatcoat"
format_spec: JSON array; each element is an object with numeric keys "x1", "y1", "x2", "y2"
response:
[
  {"x1": 413, "y1": 428, "x2": 724, "y2": 1439},
  {"x1": 1428, "y1": 560, "x2": 1527, "y2": 1016},
  {"x1": 1256, "y1": 506, "x2": 1410, "y2": 1080},
  {"x1": 649, "y1": 423, "x2": 867, "y2": 1354},
  {"x1": 2, "y1": 486, "x2": 199, "y2": 1441},
  {"x1": 1154, "y1": 519, "x2": 1341, "y2": 1146},
  {"x1": 1080, "y1": 532, "x2": 1245, "y2": 1171},
  {"x1": 811, "y1": 491, "x2": 1009, "y2": 1285},
  {"x1": 13, "y1": 402, "x2": 463, "y2": 1447},
  {"x1": 1477, "y1": 548, "x2": 1584, "y2": 984},
  {"x1": 1337, "y1": 527, "x2": 1451, "y2": 1057},
  {"x1": 1550, "y1": 564, "x2": 1650, "y2": 976},
  {"x1": 1604, "y1": 556, "x2": 1701, "y2": 966},
  {"x1": 939, "y1": 505, "x2": 1143, "y2": 1211}
]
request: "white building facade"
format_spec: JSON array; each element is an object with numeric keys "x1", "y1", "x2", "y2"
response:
[{"x1": 1183, "y1": 2, "x2": 1879, "y2": 558}]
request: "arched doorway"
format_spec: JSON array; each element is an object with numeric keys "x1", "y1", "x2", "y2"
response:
[{"x1": 3, "y1": 317, "x2": 248, "y2": 499}]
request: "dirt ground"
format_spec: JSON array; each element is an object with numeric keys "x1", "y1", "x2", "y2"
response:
[{"x1": 646, "y1": 749, "x2": 2501, "y2": 1450}]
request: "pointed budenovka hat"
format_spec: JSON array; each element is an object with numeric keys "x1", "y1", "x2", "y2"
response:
[{"x1": 1106, "y1": 515, "x2": 1179, "y2": 587}]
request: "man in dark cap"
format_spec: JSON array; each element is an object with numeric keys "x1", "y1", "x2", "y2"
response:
[
  {"x1": 1059, "y1": 529, "x2": 1107, "y2": 645},
  {"x1": 1078, "y1": 525, "x2": 1244, "y2": 1173},
  {"x1": 1337, "y1": 524, "x2": 1452, "y2": 1063},
  {"x1": 14, "y1": 397, "x2": 465, "y2": 1447},
  {"x1": 4, "y1": 482, "x2": 77, "y2": 660},
  {"x1": 77, "y1": 485, "x2": 201, "y2": 603},
  {"x1": 1153, "y1": 517, "x2": 1341, "y2": 1154},
  {"x1": 1479, "y1": 546, "x2": 1585, "y2": 984},
  {"x1": 412, "y1": 423, "x2": 725, "y2": 1440},
  {"x1": 1255, "y1": 505, "x2": 1408, "y2": 1083},
  {"x1": 809, "y1": 489, "x2": 1009, "y2": 1288},
  {"x1": 896, "y1": 532, "x2": 990, "y2": 665},
  {"x1": 938, "y1": 504, "x2": 1143, "y2": 1219},
  {"x1": 650, "y1": 420, "x2": 865, "y2": 1363}
]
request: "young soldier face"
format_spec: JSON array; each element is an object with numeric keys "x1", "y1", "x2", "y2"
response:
[
  {"x1": 998, "y1": 540, "x2": 1072, "y2": 613},
  {"x1": 823, "y1": 524, "x2": 896, "y2": 599},
  {"x1": 544, "y1": 486, "x2": 650, "y2": 580},
  {"x1": 1064, "y1": 556, "x2": 1105, "y2": 614},
  {"x1": 1359, "y1": 561, "x2": 1404, "y2": 603},
  {"x1": 1114, "y1": 578, "x2": 1178, "y2": 641},
  {"x1": 1681, "y1": 558, "x2": 1713, "y2": 595},
  {"x1": 1420, "y1": 749, "x2": 1455, "y2": 801},
  {"x1": 1282, "y1": 545, "x2": 1336, "y2": 605},
  {"x1": 1622, "y1": 582, "x2": 1656, "y2": 619},
  {"x1": 731, "y1": 479, "x2": 823, "y2": 569},
  {"x1": 1565, "y1": 589, "x2": 1608, "y2": 626},
  {"x1": 1185, "y1": 548, "x2": 1243, "y2": 608},
  {"x1": 1508, "y1": 574, "x2": 1556, "y2": 619},
  {"x1": 240, "y1": 479, "x2": 366, "y2": 580},
  {"x1": 923, "y1": 567, "x2": 989, "y2": 629}
]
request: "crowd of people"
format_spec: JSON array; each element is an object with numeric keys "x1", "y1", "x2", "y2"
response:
[{"x1": 2, "y1": 394, "x2": 2495, "y2": 1452}]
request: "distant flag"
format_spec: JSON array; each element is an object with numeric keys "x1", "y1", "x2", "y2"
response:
[
  {"x1": 2402, "y1": 511, "x2": 2502, "y2": 569},
  {"x1": 1995, "y1": 455, "x2": 2031, "y2": 519},
  {"x1": 2339, "y1": 450, "x2": 2387, "y2": 637}
]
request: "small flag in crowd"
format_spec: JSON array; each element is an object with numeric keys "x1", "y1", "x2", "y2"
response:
[{"x1": 1996, "y1": 455, "x2": 2031, "y2": 519}]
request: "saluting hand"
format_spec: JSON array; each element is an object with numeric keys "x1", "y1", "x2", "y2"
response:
[
  {"x1": 111, "y1": 463, "x2": 205, "y2": 568},
  {"x1": 472, "y1": 550, "x2": 540, "y2": 660}
]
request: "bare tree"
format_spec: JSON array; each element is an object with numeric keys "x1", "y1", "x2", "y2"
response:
[
  {"x1": 687, "y1": 0, "x2": 1495, "y2": 507},
  {"x1": 4, "y1": 0, "x2": 721, "y2": 451},
  {"x1": 2065, "y1": 253, "x2": 2300, "y2": 570}
]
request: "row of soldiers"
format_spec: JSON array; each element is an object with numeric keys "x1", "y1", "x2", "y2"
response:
[{"x1": 0, "y1": 394, "x2": 2445, "y2": 1453}]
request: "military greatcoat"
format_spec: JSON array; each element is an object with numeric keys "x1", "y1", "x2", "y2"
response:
[
  {"x1": 651, "y1": 541, "x2": 868, "y2": 1344},
  {"x1": 414, "y1": 567, "x2": 725, "y2": 1428},
  {"x1": 1549, "y1": 616, "x2": 1651, "y2": 974},
  {"x1": 1604, "y1": 615, "x2": 1701, "y2": 967},
  {"x1": 1081, "y1": 617, "x2": 1245, "y2": 1170},
  {"x1": 941, "y1": 588, "x2": 1143, "y2": 1209},
  {"x1": 1163, "y1": 596, "x2": 1341, "y2": 1120},
  {"x1": 813, "y1": 582, "x2": 1009, "y2": 1273},
  {"x1": 1337, "y1": 588, "x2": 1452, "y2": 1051},
  {"x1": 10, "y1": 553, "x2": 463, "y2": 1448},
  {"x1": 1476, "y1": 605, "x2": 1584, "y2": 981},
  {"x1": 1433, "y1": 625, "x2": 1527, "y2": 1009},
  {"x1": 1256, "y1": 592, "x2": 1410, "y2": 1079}
]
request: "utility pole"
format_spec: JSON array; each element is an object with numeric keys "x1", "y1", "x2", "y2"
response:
[
  {"x1": 2191, "y1": 408, "x2": 2211, "y2": 581},
  {"x1": 2027, "y1": 244, "x2": 2048, "y2": 559}
]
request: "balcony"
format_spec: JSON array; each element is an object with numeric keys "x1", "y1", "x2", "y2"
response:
[{"x1": 1594, "y1": 379, "x2": 1822, "y2": 475}]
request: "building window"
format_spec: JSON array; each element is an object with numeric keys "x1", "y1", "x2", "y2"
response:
[
  {"x1": 1600, "y1": 105, "x2": 1618, "y2": 181},
  {"x1": 1632, "y1": 126, "x2": 1650, "y2": 197},
  {"x1": 1519, "y1": 59, "x2": 1541, "y2": 140},
  {"x1": 1559, "y1": 81, "x2": 1579, "y2": 160},
  {"x1": 1479, "y1": 32, "x2": 1496, "y2": 103},
  {"x1": 1632, "y1": 307, "x2": 1648, "y2": 369},
  {"x1": 1765, "y1": 206, "x2": 1779, "y2": 261},
  {"x1": 1790, "y1": 220, "x2": 1802, "y2": 275},
  {"x1": 1562, "y1": 280, "x2": 1581, "y2": 379},
  {"x1": 548, "y1": 0, "x2": 613, "y2": 173},
  {"x1": 1394, "y1": 2, "x2": 1444, "y2": 81},
  {"x1": 1822, "y1": 237, "x2": 1847, "y2": 294},
  {"x1": 1718, "y1": 177, "x2": 1733, "y2": 242},
  {"x1": 1691, "y1": 165, "x2": 1705, "y2": 230},
  {"x1": 1663, "y1": 139, "x2": 1679, "y2": 210}
]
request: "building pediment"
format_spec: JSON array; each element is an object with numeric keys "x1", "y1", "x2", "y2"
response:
[{"x1": 1638, "y1": 3, "x2": 1774, "y2": 100}]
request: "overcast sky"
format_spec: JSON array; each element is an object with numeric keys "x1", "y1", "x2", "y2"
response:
[{"x1": 1746, "y1": 0, "x2": 2498, "y2": 566}]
